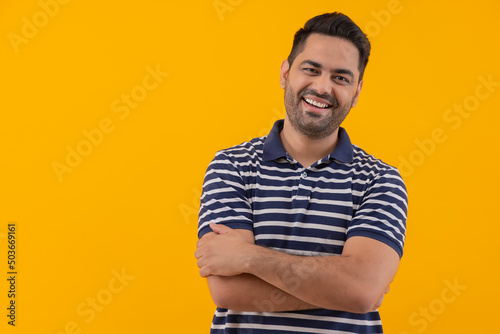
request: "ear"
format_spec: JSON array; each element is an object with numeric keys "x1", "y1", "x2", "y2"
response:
[
  {"x1": 351, "y1": 80, "x2": 363, "y2": 108},
  {"x1": 280, "y1": 59, "x2": 290, "y2": 89}
]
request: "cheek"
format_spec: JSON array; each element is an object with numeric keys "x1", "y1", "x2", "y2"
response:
[
  {"x1": 335, "y1": 89, "x2": 356, "y2": 105},
  {"x1": 289, "y1": 75, "x2": 310, "y2": 95}
]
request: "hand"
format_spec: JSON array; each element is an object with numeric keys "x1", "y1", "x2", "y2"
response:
[
  {"x1": 372, "y1": 285, "x2": 390, "y2": 311},
  {"x1": 195, "y1": 223, "x2": 255, "y2": 278}
]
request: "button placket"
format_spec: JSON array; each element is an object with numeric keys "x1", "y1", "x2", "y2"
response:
[{"x1": 293, "y1": 169, "x2": 311, "y2": 203}]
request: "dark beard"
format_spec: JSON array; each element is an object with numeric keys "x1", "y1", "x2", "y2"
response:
[{"x1": 284, "y1": 83, "x2": 351, "y2": 140}]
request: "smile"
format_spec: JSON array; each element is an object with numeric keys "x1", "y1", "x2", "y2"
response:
[{"x1": 303, "y1": 97, "x2": 332, "y2": 109}]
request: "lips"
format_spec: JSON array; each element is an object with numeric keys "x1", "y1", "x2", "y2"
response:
[{"x1": 303, "y1": 97, "x2": 332, "y2": 109}]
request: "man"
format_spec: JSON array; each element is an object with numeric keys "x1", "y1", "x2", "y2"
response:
[{"x1": 195, "y1": 12, "x2": 407, "y2": 333}]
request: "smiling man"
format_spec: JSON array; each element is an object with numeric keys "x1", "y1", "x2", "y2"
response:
[{"x1": 195, "y1": 12, "x2": 408, "y2": 333}]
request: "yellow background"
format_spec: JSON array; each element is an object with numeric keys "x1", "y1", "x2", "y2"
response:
[{"x1": 1, "y1": 0, "x2": 499, "y2": 333}]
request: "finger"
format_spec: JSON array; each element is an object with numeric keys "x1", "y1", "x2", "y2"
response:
[
  {"x1": 373, "y1": 295, "x2": 384, "y2": 311},
  {"x1": 194, "y1": 248, "x2": 202, "y2": 260},
  {"x1": 199, "y1": 266, "x2": 210, "y2": 278},
  {"x1": 196, "y1": 238, "x2": 206, "y2": 249},
  {"x1": 197, "y1": 233, "x2": 214, "y2": 248},
  {"x1": 210, "y1": 222, "x2": 231, "y2": 234},
  {"x1": 196, "y1": 257, "x2": 204, "y2": 269}
]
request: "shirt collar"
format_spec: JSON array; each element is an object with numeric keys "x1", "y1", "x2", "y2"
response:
[
  {"x1": 263, "y1": 119, "x2": 354, "y2": 164},
  {"x1": 327, "y1": 127, "x2": 354, "y2": 163}
]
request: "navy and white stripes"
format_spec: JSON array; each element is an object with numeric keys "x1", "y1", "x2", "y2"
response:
[{"x1": 198, "y1": 120, "x2": 408, "y2": 333}]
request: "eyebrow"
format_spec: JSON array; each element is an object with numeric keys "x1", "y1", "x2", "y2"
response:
[{"x1": 299, "y1": 59, "x2": 355, "y2": 79}]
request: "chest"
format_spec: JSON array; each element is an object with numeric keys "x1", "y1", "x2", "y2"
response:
[{"x1": 247, "y1": 166, "x2": 361, "y2": 255}]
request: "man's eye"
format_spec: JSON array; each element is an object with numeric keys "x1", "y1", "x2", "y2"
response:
[
  {"x1": 303, "y1": 68, "x2": 318, "y2": 74},
  {"x1": 334, "y1": 76, "x2": 350, "y2": 84}
]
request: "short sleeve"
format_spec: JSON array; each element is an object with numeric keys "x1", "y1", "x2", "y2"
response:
[
  {"x1": 347, "y1": 168, "x2": 408, "y2": 258},
  {"x1": 197, "y1": 152, "x2": 253, "y2": 239}
]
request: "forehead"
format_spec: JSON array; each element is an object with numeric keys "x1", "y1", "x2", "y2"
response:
[{"x1": 294, "y1": 33, "x2": 360, "y2": 75}]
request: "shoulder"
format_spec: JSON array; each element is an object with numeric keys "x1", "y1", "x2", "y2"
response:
[
  {"x1": 350, "y1": 145, "x2": 407, "y2": 201},
  {"x1": 351, "y1": 145, "x2": 403, "y2": 180},
  {"x1": 212, "y1": 135, "x2": 267, "y2": 166}
]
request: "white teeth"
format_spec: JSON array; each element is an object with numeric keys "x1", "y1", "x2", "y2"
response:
[{"x1": 304, "y1": 97, "x2": 330, "y2": 108}]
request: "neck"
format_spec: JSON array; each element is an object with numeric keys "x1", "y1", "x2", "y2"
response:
[{"x1": 280, "y1": 117, "x2": 340, "y2": 168}]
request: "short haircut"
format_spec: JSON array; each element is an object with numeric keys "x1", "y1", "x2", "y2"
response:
[{"x1": 287, "y1": 12, "x2": 371, "y2": 81}]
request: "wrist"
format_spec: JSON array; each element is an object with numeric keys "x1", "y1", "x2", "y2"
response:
[{"x1": 242, "y1": 243, "x2": 263, "y2": 275}]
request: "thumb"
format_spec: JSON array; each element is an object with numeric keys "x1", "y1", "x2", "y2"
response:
[{"x1": 209, "y1": 222, "x2": 231, "y2": 235}]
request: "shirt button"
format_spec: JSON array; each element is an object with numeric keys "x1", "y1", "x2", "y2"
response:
[{"x1": 302, "y1": 172, "x2": 307, "y2": 178}]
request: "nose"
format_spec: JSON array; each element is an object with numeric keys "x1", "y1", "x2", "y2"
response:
[{"x1": 310, "y1": 73, "x2": 333, "y2": 96}]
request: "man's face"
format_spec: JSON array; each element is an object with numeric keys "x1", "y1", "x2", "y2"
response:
[{"x1": 280, "y1": 33, "x2": 363, "y2": 140}]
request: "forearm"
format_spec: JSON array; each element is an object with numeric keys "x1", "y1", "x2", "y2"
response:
[
  {"x1": 208, "y1": 274, "x2": 318, "y2": 312},
  {"x1": 244, "y1": 239, "x2": 398, "y2": 313},
  {"x1": 243, "y1": 248, "x2": 361, "y2": 312},
  {"x1": 196, "y1": 224, "x2": 399, "y2": 314}
]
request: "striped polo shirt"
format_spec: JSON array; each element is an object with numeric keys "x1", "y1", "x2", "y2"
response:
[{"x1": 198, "y1": 120, "x2": 408, "y2": 333}]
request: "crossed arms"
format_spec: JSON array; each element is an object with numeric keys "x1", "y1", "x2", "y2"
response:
[{"x1": 195, "y1": 222, "x2": 400, "y2": 314}]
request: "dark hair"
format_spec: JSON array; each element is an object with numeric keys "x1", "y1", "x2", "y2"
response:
[{"x1": 287, "y1": 12, "x2": 371, "y2": 81}]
